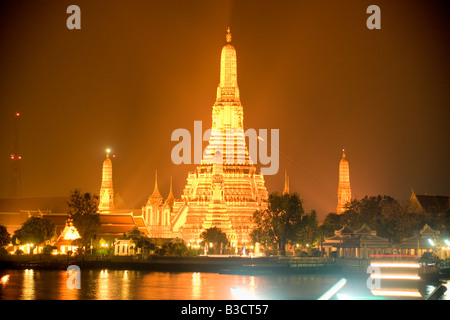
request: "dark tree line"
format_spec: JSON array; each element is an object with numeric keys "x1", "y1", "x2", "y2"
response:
[
  {"x1": 251, "y1": 192, "x2": 450, "y2": 256},
  {"x1": 322, "y1": 195, "x2": 450, "y2": 242}
]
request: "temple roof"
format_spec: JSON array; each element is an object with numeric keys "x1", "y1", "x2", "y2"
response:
[
  {"x1": 133, "y1": 216, "x2": 146, "y2": 227},
  {"x1": 340, "y1": 234, "x2": 390, "y2": 248},
  {"x1": 113, "y1": 193, "x2": 129, "y2": 210},
  {"x1": 323, "y1": 235, "x2": 390, "y2": 248},
  {"x1": 324, "y1": 224, "x2": 390, "y2": 248},
  {"x1": 41, "y1": 213, "x2": 70, "y2": 235},
  {"x1": 335, "y1": 225, "x2": 354, "y2": 236},
  {"x1": 397, "y1": 225, "x2": 442, "y2": 249},
  {"x1": 410, "y1": 192, "x2": 450, "y2": 213},
  {"x1": 97, "y1": 225, "x2": 136, "y2": 235},
  {"x1": 0, "y1": 212, "x2": 29, "y2": 234},
  {"x1": 354, "y1": 223, "x2": 376, "y2": 235},
  {"x1": 0, "y1": 197, "x2": 69, "y2": 213},
  {"x1": 0, "y1": 198, "x2": 69, "y2": 235},
  {"x1": 99, "y1": 213, "x2": 135, "y2": 225}
]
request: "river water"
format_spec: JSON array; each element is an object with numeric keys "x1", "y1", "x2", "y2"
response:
[{"x1": 0, "y1": 269, "x2": 448, "y2": 300}]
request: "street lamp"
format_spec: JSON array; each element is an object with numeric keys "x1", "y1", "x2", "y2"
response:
[{"x1": 428, "y1": 238, "x2": 435, "y2": 247}]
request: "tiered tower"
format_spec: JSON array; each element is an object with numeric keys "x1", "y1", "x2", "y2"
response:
[
  {"x1": 98, "y1": 149, "x2": 115, "y2": 212},
  {"x1": 158, "y1": 28, "x2": 268, "y2": 245},
  {"x1": 336, "y1": 149, "x2": 352, "y2": 214},
  {"x1": 282, "y1": 170, "x2": 290, "y2": 195}
]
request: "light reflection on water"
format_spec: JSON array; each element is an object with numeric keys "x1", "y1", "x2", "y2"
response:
[
  {"x1": 0, "y1": 269, "x2": 448, "y2": 300},
  {"x1": 21, "y1": 269, "x2": 35, "y2": 300}
]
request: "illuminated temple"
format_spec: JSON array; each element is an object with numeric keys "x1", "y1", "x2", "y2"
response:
[
  {"x1": 140, "y1": 28, "x2": 269, "y2": 245},
  {"x1": 83, "y1": 28, "x2": 268, "y2": 247},
  {"x1": 98, "y1": 149, "x2": 114, "y2": 212},
  {"x1": 336, "y1": 149, "x2": 352, "y2": 214}
]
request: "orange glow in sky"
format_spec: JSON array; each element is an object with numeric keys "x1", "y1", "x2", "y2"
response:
[{"x1": 0, "y1": 0, "x2": 448, "y2": 220}]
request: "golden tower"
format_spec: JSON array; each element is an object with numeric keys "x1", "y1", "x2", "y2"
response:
[
  {"x1": 165, "y1": 28, "x2": 268, "y2": 245},
  {"x1": 336, "y1": 149, "x2": 352, "y2": 214},
  {"x1": 282, "y1": 170, "x2": 290, "y2": 195},
  {"x1": 99, "y1": 149, "x2": 115, "y2": 212}
]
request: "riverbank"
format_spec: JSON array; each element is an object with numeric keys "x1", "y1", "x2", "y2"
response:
[
  {"x1": 2, "y1": 254, "x2": 448, "y2": 279},
  {"x1": 0, "y1": 254, "x2": 342, "y2": 275}
]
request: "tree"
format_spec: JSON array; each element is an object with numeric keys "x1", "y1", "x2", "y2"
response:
[
  {"x1": 123, "y1": 226, "x2": 153, "y2": 256},
  {"x1": 321, "y1": 213, "x2": 344, "y2": 238},
  {"x1": 12, "y1": 216, "x2": 56, "y2": 248},
  {"x1": 253, "y1": 192, "x2": 305, "y2": 254},
  {"x1": 67, "y1": 190, "x2": 101, "y2": 253},
  {"x1": 200, "y1": 227, "x2": 228, "y2": 253},
  {"x1": 167, "y1": 242, "x2": 188, "y2": 257},
  {"x1": 0, "y1": 225, "x2": 11, "y2": 247},
  {"x1": 297, "y1": 210, "x2": 320, "y2": 247},
  {"x1": 336, "y1": 195, "x2": 421, "y2": 242},
  {"x1": 377, "y1": 199, "x2": 419, "y2": 242},
  {"x1": 249, "y1": 227, "x2": 266, "y2": 244}
]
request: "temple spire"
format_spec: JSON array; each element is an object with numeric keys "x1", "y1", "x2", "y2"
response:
[
  {"x1": 218, "y1": 27, "x2": 238, "y2": 95},
  {"x1": 99, "y1": 148, "x2": 114, "y2": 212},
  {"x1": 283, "y1": 170, "x2": 290, "y2": 195},
  {"x1": 337, "y1": 149, "x2": 352, "y2": 214},
  {"x1": 226, "y1": 26, "x2": 232, "y2": 43},
  {"x1": 205, "y1": 27, "x2": 246, "y2": 165},
  {"x1": 167, "y1": 176, "x2": 174, "y2": 200},
  {"x1": 151, "y1": 170, "x2": 162, "y2": 198},
  {"x1": 165, "y1": 176, "x2": 175, "y2": 208}
]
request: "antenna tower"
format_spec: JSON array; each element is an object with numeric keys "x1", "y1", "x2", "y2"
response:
[{"x1": 10, "y1": 112, "x2": 22, "y2": 198}]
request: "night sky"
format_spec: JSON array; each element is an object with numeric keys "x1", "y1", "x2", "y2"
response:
[{"x1": 0, "y1": 0, "x2": 449, "y2": 220}]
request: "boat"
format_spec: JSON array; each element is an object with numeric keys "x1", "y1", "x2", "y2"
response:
[{"x1": 417, "y1": 252, "x2": 441, "y2": 279}]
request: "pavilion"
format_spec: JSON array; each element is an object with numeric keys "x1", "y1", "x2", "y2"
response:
[{"x1": 323, "y1": 224, "x2": 391, "y2": 259}]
